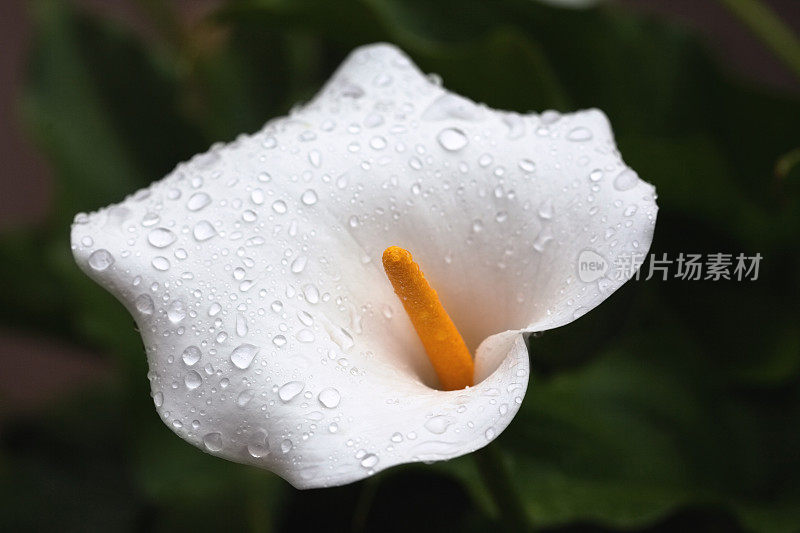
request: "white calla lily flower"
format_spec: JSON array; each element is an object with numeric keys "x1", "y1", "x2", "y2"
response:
[{"x1": 71, "y1": 43, "x2": 657, "y2": 488}]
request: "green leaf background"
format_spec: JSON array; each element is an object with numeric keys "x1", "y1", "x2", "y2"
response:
[{"x1": 1, "y1": 0, "x2": 799, "y2": 531}]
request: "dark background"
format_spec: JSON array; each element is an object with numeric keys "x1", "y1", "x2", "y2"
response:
[{"x1": 1, "y1": 0, "x2": 799, "y2": 531}]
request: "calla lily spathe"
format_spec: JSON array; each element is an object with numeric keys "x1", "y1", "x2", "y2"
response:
[{"x1": 71, "y1": 43, "x2": 657, "y2": 488}]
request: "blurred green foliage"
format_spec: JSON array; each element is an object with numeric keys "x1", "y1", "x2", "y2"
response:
[{"x1": 2, "y1": 0, "x2": 799, "y2": 531}]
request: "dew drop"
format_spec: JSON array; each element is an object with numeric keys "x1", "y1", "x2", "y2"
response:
[
  {"x1": 303, "y1": 284, "x2": 320, "y2": 304},
  {"x1": 272, "y1": 200, "x2": 287, "y2": 214},
  {"x1": 167, "y1": 300, "x2": 186, "y2": 323},
  {"x1": 518, "y1": 159, "x2": 536, "y2": 173},
  {"x1": 251, "y1": 189, "x2": 265, "y2": 205},
  {"x1": 327, "y1": 326, "x2": 354, "y2": 351},
  {"x1": 424, "y1": 416, "x2": 451, "y2": 434},
  {"x1": 614, "y1": 169, "x2": 639, "y2": 191},
  {"x1": 148, "y1": 228, "x2": 176, "y2": 248},
  {"x1": 369, "y1": 136, "x2": 387, "y2": 150},
  {"x1": 193, "y1": 220, "x2": 217, "y2": 241},
  {"x1": 291, "y1": 255, "x2": 308, "y2": 273},
  {"x1": 236, "y1": 313, "x2": 248, "y2": 337},
  {"x1": 135, "y1": 294, "x2": 154, "y2": 315},
  {"x1": 152, "y1": 256, "x2": 170, "y2": 271},
  {"x1": 88, "y1": 249, "x2": 114, "y2": 271},
  {"x1": 247, "y1": 430, "x2": 270, "y2": 458},
  {"x1": 533, "y1": 227, "x2": 554, "y2": 252},
  {"x1": 230, "y1": 343, "x2": 259, "y2": 369},
  {"x1": 301, "y1": 189, "x2": 318, "y2": 206},
  {"x1": 318, "y1": 388, "x2": 341, "y2": 408},
  {"x1": 567, "y1": 126, "x2": 593, "y2": 141},
  {"x1": 360, "y1": 454, "x2": 379, "y2": 468},
  {"x1": 538, "y1": 199, "x2": 554, "y2": 219},
  {"x1": 296, "y1": 329, "x2": 315, "y2": 343},
  {"x1": 272, "y1": 335, "x2": 287, "y2": 347},
  {"x1": 203, "y1": 432, "x2": 223, "y2": 452},
  {"x1": 185, "y1": 370, "x2": 202, "y2": 390},
  {"x1": 182, "y1": 345, "x2": 201, "y2": 366},
  {"x1": 437, "y1": 128, "x2": 468, "y2": 151},
  {"x1": 308, "y1": 149, "x2": 322, "y2": 168},
  {"x1": 278, "y1": 381, "x2": 304, "y2": 402},
  {"x1": 141, "y1": 212, "x2": 160, "y2": 227},
  {"x1": 237, "y1": 389, "x2": 254, "y2": 407},
  {"x1": 187, "y1": 192, "x2": 211, "y2": 211}
]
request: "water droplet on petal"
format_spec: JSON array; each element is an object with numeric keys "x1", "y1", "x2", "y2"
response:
[
  {"x1": 308, "y1": 149, "x2": 321, "y2": 168},
  {"x1": 88, "y1": 249, "x2": 114, "y2": 271},
  {"x1": 424, "y1": 416, "x2": 451, "y2": 434},
  {"x1": 291, "y1": 255, "x2": 308, "y2": 273},
  {"x1": 538, "y1": 199, "x2": 554, "y2": 219},
  {"x1": 272, "y1": 334, "x2": 287, "y2": 347},
  {"x1": 437, "y1": 128, "x2": 468, "y2": 151},
  {"x1": 518, "y1": 159, "x2": 536, "y2": 173},
  {"x1": 237, "y1": 389, "x2": 254, "y2": 407},
  {"x1": 187, "y1": 192, "x2": 211, "y2": 211},
  {"x1": 272, "y1": 200, "x2": 287, "y2": 214},
  {"x1": 567, "y1": 126, "x2": 593, "y2": 141},
  {"x1": 135, "y1": 294, "x2": 154, "y2": 315},
  {"x1": 247, "y1": 430, "x2": 270, "y2": 458},
  {"x1": 278, "y1": 381, "x2": 304, "y2": 402},
  {"x1": 251, "y1": 189, "x2": 265, "y2": 205},
  {"x1": 295, "y1": 329, "x2": 315, "y2": 343},
  {"x1": 318, "y1": 388, "x2": 341, "y2": 408},
  {"x1": 533, "y1": 227, "x2": 554, "y2": 252},
  {"x1": 203, "y1": 432, "x2": 223, "y2": 452},
  {"x1": 185, "y1": 370, "x2": 202, "y2": 390},
  {"x1": 167, "y1": 300, "x2": 186, "y2": 323},
  {"x1": 152, "y1": 256, "x2": 170, "y2": 271},
  {"x1": 614, "y1": 169, "x2": 639, "y2": 191},
  {"x1": 369, "y1": 136, "x2": 387, "y2": 150},
  {"x1": 182, "y1": 345, "x2": 201, "y2": 366},
  {"x1": 236, "y1": 313, "x2": 248, "y2": 337},
  {"x1": 301, "y1": 189, "x2": 318, "y2": 206},
  {"x1": 303, "y1": 284, "x2": 320, "y2": 304},
  {"x1": 360, "y1": 454, "x2": 379, "y2": 468},
  {"x1": 193, "y1": 220, "x2": 217, "y2": 241},
  {"x1": 230, "y1": 343, "x2": 259, "y2": 369},
  {"x1": 148, "y1": 228, "x2": 177, "y2": 248}
]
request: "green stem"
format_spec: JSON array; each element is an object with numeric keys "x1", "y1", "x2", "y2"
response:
[
  {"x1": 717, "y1": 0, "x2": 800, "y2": 81},
  {"x1": 473, "y1": 444, "x2": 532, "y2": 531}
]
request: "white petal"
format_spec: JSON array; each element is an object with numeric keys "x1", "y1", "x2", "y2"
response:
[{"x1": 71, "y1": 43, "x2": 655, "y2": 488}]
